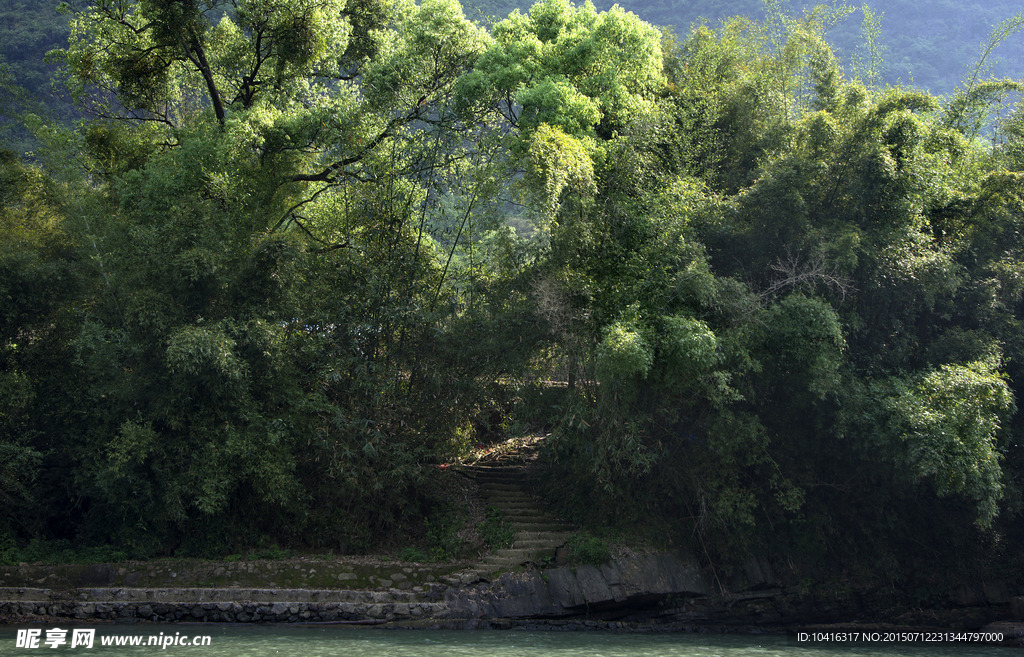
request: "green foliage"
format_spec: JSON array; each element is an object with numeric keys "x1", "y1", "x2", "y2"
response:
[
  {"x1": 395, "y1": 501, "x2": 475, "y2": 562},
  {"x1": 873, "y1": 359, "x2": 1013, "y2": 527},
  {"x1": 660, "y1": 315, "x2": 720, "y2": 386},
  {"x1": 595, "y1": 319, "x2": 653, "y2": 383},
  {"x1": 473, "y1": 0, "x2": 664, "y2": 134},
  {"x1": 0, "y1": 538, "x2": 130, "y2": 565},
  {"x1": 397, "y1": 546, "x2": 431, "y2": 562},
  {"x1": 564, "y1": 532, "x2": 610, "y2": 565},
  {"x1": 525, "y1": 122, "x2": 596, "y2": 217},
  {"x1": 245, "y1": 545, "x2": 296, "y2": 561},
  {"x1": 479, "y1": 506, "x2": 516, "y2": 549}
]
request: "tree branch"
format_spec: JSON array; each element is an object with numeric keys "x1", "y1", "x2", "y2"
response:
[
  {"x1": 182, "y1": 35, "x2": 226, "y2": 126},
  {"x1": 287, "y1": 105, "x2": 427, "y2": 183}
]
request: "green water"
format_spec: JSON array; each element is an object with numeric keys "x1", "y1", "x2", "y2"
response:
[{"x1": 0, "y1": 626, "x2": 1015, "y2": 657}]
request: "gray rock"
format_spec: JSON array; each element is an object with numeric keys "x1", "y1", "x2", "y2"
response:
[
  {"x1": 574, "y1": 565, "x2": 614, "y2": 605},
  {"x1": 74, "y1": 565, "x2": 114, "y2": 587},
  {"x1": 443, "y1": 551, "x2": 709, "y2": 620}
]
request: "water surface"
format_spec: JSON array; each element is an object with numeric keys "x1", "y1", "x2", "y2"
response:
[{"x1": 0, "y1": 626, "x2": 1014, "y2": 656}]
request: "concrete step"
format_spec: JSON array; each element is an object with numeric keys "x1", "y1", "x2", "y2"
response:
[
  {"x1": 481, "y1": 493, "x2": 535, "y2": 502},
  {"x1": 481, "y1": 489, "x2": 532, "y2": 497},
  {"x1": 478, "y1": 481, "x2": 528, "y2": 490},
  {"x1": 508, "y1": 521, "x2": 569, "y2": 531},
  {"x1": 467, "y1": 468, "x2": 525, "y2": 477},
  {"x1": 509, "y1": 522, "x2": 572, "y2": 532},
  {"x1": 515, "y1": 531, "x2": 574, "y2": 541},
  {"x1": 489, "y1": 505, "x2": 560, "y2": 516},
  {"x1": 504, "y1": 517, "x2": 564, "y2": 526},
  {"x1": 506, "y1": 520, "x2": 565, "y2": 529},
  {"x1": 463, "y1": 466, "x2": 525, "y2": 475},
  {"x1": 0, "y1": 587, "x2": 436, "y2": 605},
  {"x1": 490, "y1": 503, "x2": 546, "y2": 511},
  {"x1": 502, "y1": 512, "x2": 562, "y2": 521},
  {"x1": 486, "y1": 547, "x2": 543, "y2": 559},
  {"x1": 466, "y1": 467, "x2": 526, "y2": 477},
  {"x1": 512, "y1": 539, "x2": 568, "y2": 549},
  {"x1": 474, "y1": 478, "x2": 525, "y2": 487},
  {"x1": 483, "y1": 499, "x2": 538, "y2": 509}
]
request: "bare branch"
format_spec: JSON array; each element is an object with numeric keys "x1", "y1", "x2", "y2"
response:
[{"x1": 760, "y1": 248, "x2": 854, "y2": 300}]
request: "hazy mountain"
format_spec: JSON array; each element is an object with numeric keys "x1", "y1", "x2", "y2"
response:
[{"x1": 466, "y1": 0, "x2": 1024, "y2": 96}]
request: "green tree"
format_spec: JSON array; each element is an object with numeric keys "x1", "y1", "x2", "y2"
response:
[{"x1": 4, "y1": 0, "x2": 514, "y2": 555}]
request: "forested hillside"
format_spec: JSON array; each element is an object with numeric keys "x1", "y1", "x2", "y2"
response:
[
  {"x1": 466, "y1": 0, "x2": 1024, "y2": 96},
  {"x1": 1, "y1": 0, "x2": 1024, "y2": 590}
]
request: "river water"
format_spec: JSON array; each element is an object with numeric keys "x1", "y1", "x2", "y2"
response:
[{"x1": 0, "y1": 626, "x2": 1016, "y2": 656}]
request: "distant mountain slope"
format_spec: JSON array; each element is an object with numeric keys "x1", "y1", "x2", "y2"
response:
[
  {"x1": 466, "y1": 0, "x2": 1023, "y2": 96},
  {"x1": 0, "y1": 0, "x2": 71, "y2": 101}
]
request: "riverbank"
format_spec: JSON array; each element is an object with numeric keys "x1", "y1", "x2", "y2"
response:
[
  {"x1": 3, "y1": 440, "x2": 1022, "y2": 644},
  {"x1": 2, "y1": 552, "x2": 1023, "y2": 647}
]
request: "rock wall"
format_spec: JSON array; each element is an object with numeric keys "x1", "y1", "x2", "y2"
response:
[
  {"x1": 0, "y1": 559, "x2": 458, "y2": 591},
  {"x1": 0, "y1": 586, "x2": 448, "y2": 623},
  {"x1": 444, "y1": 552, "x2": 709, "y2": 619}
]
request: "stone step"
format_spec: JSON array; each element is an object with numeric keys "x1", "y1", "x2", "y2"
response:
[
  {"x1": 486, "y1": 547, "x2": 544, "y2": 559},
  {"x1": 463, "y1": 465, "x2": 525, "y2": 474},
  {"x1": 466, "y1": 467, "x2": 526, "y2": 477},
  {"x1": 509, "y1": 522, "x2": 569, "y2": 531},
  {"x1": 481, "y1": 493, "x2": 535, "y2": 503},
  {"x1": 483, "y1": 499, "x2": 538, "y2": 509},
  {"x1": 0, "y1": 587, "x2": 442, "y2": 605},
  {"x1": 506, "y1": 520, "x2": 565, "y2": 529},
  {"x1": 458, "y1": 436, "x2": 572, "y2": 578},
  {"x1": 496, "y1": 511, "x2": 561, "y2": 522},
  {"x1": 467, "y1": 468, "x2": 525, "y2": 477},
  {"x1": 503, "y1": 515, "x2": 563, "y2": 524},
  {"x1": 474, "y1": 478, "x2": 525, "y2": 487},
  {"x1": 512, "y1": 539, "x2": 568, "y2": 549},
  {"x1": 484, "y1": 499, "x2": 545, "y2": 508},
  {"x1": 502, "y1": 512, "x2": 562, "y2": 521},
  {"x1": 509, "y1": 522, "x2": 572, "y2": 532},
  {"x1": 491, "y1": 505, "x2": 562, "y2": 517},
  {"x1": 515, "y1": 531, "x2": 574, "y2": 541},
  {"x1": 479, "y1": 478, "x2": 528, "y2": 489},
  {"x1": 478, "y1": 481, "x2": 529, "y2": 490},
  {"x1": 481, "y1": 488, "x2": 533, "y2": 497}
]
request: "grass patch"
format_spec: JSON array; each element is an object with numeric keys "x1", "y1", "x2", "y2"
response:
[
  {"x1": 244, "y1": 545, "x2": 294, "y2": 560},
  {"x1": 0, "y1": 538, "x2": 130, "y2": 564},
  {"x1": 397, "y1": 546, "x2": 431, "y2": 562},
  {"x1": 565, "y1": 532, "x2": 610, "y2": 566},
  {"x1": 479, "y1": 506, "x2": 516, "y2": 549}
]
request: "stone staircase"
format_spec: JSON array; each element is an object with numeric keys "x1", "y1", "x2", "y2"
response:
[{"x1": 449, "y1": 438, "x2": 575, "y2": 583}]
